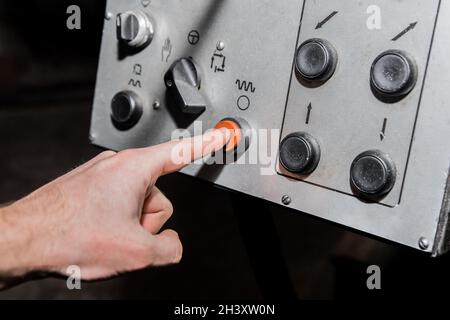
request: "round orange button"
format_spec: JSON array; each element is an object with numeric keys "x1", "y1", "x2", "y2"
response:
[{"x1": 214, "y1": 119, "x2": 242, "y2": 152}]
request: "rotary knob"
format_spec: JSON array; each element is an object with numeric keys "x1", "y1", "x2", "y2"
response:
[
  {"x1": 279, "y1": 132, "x2": 321, "y2": 175},
  {"x1": 164, "y1": 58, "x2": 206, "y2": 115},
  {"x1": 116, "y1": 11, "x2": 154, "y2": 48}
]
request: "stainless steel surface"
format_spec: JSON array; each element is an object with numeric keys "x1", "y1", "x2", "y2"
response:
[
  {"x1": 281, "y1": 0, "x2": 440, "y2": 207},
  {"x1": 91, "y1": 0, "x2": 450, "y2": 254}
]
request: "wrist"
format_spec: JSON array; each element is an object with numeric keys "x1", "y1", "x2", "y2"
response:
[{"x1": 0, "y1": 202, "x2": 51, "y2": 281}]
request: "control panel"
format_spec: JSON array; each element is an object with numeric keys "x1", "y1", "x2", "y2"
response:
[{"x1": 91, "y1": 0, "x2": 450, "y2": 255}]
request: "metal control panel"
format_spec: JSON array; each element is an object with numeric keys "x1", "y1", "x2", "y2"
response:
[{"x1": 91, "y1": 0, "x2": 450, "y2": 255}]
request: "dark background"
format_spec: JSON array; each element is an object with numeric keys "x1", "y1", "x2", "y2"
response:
[{"x1": 0, "y1": 0, "x2": 449, "y2": 300}]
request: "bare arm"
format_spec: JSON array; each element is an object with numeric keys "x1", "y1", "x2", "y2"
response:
[{"x1": 0, "y1": 129, "x2": 230, "y2": 289}]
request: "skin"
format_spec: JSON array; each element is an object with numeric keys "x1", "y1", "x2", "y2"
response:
[{"x1": 0, "y1": 129, "x2": 231, "y2": 289}]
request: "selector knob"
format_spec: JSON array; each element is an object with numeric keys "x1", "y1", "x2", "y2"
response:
[
  {"x1": 279, "y1": 132, "x2": 321, "y2": 175},
  {"x1": 295, "y1": 38, "x2": 338, "y2": 85},
  {"x1": 164, "y1": 58, "x2": 206, "y2": 115},
  {"x1": 116, "y1": 11, "x2": 154, "y2": 48},
  {"x1": 350, "y1": 150, "x2": 397, "y2": 199},
  {"x1": 111, "y1": 91, "x2": 143, "y2": 130},
  {"x1": 371, "y1": 50, "x2": 417, "y2": 102}
]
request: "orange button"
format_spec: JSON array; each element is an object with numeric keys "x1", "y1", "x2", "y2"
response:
[{"x1": 214, "y1": 119, "x2": 242, "y2": 152}]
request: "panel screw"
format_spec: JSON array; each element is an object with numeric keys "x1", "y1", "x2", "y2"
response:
[
  {"x1": 216, "y1": 41, "x2": 225, "y2": 51},
  {"x1": 419, "y1": 237, "x2": 430, "y2": 250},
  {"x1": 105, "y1": 12, "x2": 113, "y2": 21},
  {"x1": 141, "y1": 0, "x2": 151, "y2": 8},
  {"x1": 153, "y1": 100, "x2": 161, "y2": 110},
  {"x1": 282, "y1": 195, "x2": 292, "y2": 206}
]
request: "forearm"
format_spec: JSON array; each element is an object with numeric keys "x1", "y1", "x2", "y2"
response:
[{"x1": 0, "y1": 203, "x2": 49, "y2": 289}]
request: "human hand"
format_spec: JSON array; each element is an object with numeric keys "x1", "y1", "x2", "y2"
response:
[{"x1": 0, "y1": 129, "x2": 230, "y2": 284}]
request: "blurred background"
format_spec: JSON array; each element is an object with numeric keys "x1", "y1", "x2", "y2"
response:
[{"x1": 0, "y1": 0, "x2": 449, "y2": 300}]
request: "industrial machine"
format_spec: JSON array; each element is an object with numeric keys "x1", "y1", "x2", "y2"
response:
[{"x1": 91, "y1": 0, "x2": 450, "y2": 256}]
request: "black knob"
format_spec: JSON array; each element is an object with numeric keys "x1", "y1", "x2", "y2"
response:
[
  {"x1": 370, "y1": 50, "x2": 417, "y2": 102},
  {"x1": 279, "y1": 132, "x2": 321, "y2": 174},
  {"x1": 111, "y1": 91, "x2": 143, "y2": 130},
  {"x1": 164, "y1": 58, "x2": 206, "y2": 115},
  {"x1": 350, "y1": 150, "x2": 397, "y2": 199},
  {"x1": 295, "y1": 38, "x2": 338, "y2": 85}
]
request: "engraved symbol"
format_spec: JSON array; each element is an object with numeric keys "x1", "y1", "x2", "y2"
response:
[
  {"x1": 237, "y1": 95, "x2": 250, "y2": 111},
  {"x1": 392, "y1": 22, "x2": 418, "y2": 41},
  {"x1": 306, "y1": 103, "x2": 312, "y2": 124},
  {"x1": 211, "y1": 52, "x2": 226, "y2": 72},
  {"x1": 128, "y1": 79, "x2": 142, "y2": 88},
  {"x1": 236, "y1": 79, "x2": 256, "y2": 93},
  {"x1": 188, "y1": 30, "x2": 200, "y2": 45},
  {"x1": 162, "y1": 38, "x2": 172, "y2": 62},
  {"x1": 133, "y1": 64, "x2": 142, "y2": 76},
  {"x1": 129, "y1": 64, "x2": 143, "y2": 88},
  {"x1": 380, "y1": 118, "x2": 388, "y2": 141},
  {"x1": 316, "y1": 11, "x2": 338, "y2": 29}
]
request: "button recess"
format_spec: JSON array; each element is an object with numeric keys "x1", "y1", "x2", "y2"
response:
[
  {"x1": 370, "y1": 50, "x2": 418, "y2": 102},
  {"x1": 350, "y1": 150, "x2": 397, "y2": 199},
  {"x1": 295, "y1": 38, "x2": 338, "y2": 85},
  {"x1": 279, "y1": 132, "x2": 321, "y2": 175}
]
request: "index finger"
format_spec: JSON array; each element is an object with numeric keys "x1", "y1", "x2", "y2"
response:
[{"x1": 144, "y1": 128, "x2": 231, "y2": 176}]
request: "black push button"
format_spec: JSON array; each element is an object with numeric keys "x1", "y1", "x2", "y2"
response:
[
  {"x1": 279, "y1": 132, "x2": 321, "y2": 174},
  {"x1": 350, "y1": 150, "x2": 397, "y2": 199},
  {"x1": 371, "y1": 50, "x2": 417, "y2": 102},
  {"x1": 111, "y1": 91, "x2": 143, "y2": 130},
  {"x1": 295, "y1": 38, "x2": 337, "y2": 85}
]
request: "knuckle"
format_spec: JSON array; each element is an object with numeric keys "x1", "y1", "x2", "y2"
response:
[
  {"x1": 100, "y1": 150, "x2": 117, "y2": 158},
  {"x1": 172, "y1": 241, "x2": 183, "y2": 264},
  {"x1": 92, "y1": 156, "x2": 115, "y2": 173},
  {"x1": 163, "y1": 198, "x2": 174, "y2": 216},
  {"x1": 117, "y1": 149, "x2": 137, "y2": 161}
]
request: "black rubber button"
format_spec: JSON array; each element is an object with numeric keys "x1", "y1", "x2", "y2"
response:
[
  {"x1": 295, "y1": 38, "x2": 337, "y2": 84},
  {"x1": 350, "y1": 150, "x2": 396, "y2": 199},
  {"x1": 279, "y1": 132, "x2": 321, "y2": 174},
  {"x1": 111, "y1": 91, "x2": 143, "y2": 130},
  {"x1": 371, "y1": 50, "x2": 417, "y2": 102}
]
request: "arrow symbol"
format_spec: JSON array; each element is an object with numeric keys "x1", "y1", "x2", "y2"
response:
[
  {"x1": 392, "y1": 22, "x2": 418, "y2": 41},
  {"x1": 306, "y1": 103, "x2": 312, "y2": 124},
  {"x1": 380, "y1": 118, "x2": 388, "y2": 141},
  {"x1": 316, "y1": 11, "x2": 338, "y2": 29}
]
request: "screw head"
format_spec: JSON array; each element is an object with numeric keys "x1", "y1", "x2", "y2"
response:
[
  {"x1": 153, "y1": 100, "x2": 161, "y2": 110},
  {"x1": 105, "y1": 12, "x2": 113, "y2": 21},
  {"x1": 419, "y1": 237, "x2": 430, "y2": 250},
  {"x1": 282, "y1": 195, "x2": 292, "y2": 206}
]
